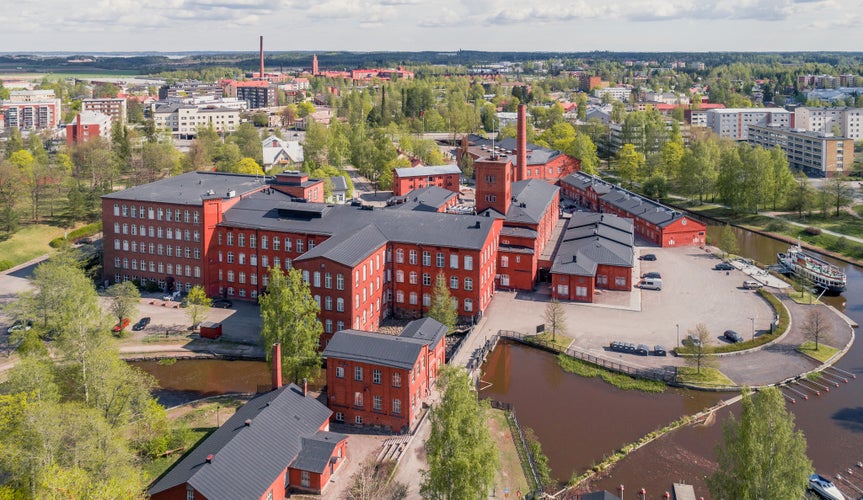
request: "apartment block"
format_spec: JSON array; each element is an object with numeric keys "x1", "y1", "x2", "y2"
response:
[
  {"x1": 747, "y1": 125, "x2": 855, "y2": 177},
  {"x1": 706, "y1": 108, "x2": 791, "y2": 140},
  {"x1": 65, "y1": 111, "x2": 112, "y2": 145},
  {"x1": 794, "y1": 107, "x2": 863, "y2": 140},
  {"x1": 82, "y1": 98, "x2": 127, "y2": 124}
]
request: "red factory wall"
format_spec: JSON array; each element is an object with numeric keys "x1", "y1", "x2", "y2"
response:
[
  {"x1": 551, "y1": 274, "x2": 595, "y2": 303},
  {"x1": 660, "y1": 217, "x2": 706, "y2": 247},
  {"x1": 393, "y1": 172, "x2": 460, "y2": 197},
  {"x1": 326, "y1": 359, "x2": 417, "y2": 433}
]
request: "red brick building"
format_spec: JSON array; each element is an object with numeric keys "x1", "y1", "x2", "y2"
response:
[
  {"x1": 560, "y1": 172, "x2": 706, "y2": 248},
  {"x1": 65, "y1": 111, "x2": 112, "y2": 145},
  {"x1": 148, "y1": 381, "x2": 348, "y2": 499},
  {"x1": 473, "y1": 104, "x2": 565, "y2": 291},
  {"x1": 392, "y1": 164, "x2": 462, "y2": 197},
  {"x1": 271, "y1": 171, "x2": 325, "y2": 203},
  {"x1": 388, "y1": 186, "x2": 459, "y2": 213},
  {"x1": 550, "y1": 213, "x2": 634, "y2": 302},
  {"x1": 322, "y1": 317, "x2": 446, "y2": 433}
]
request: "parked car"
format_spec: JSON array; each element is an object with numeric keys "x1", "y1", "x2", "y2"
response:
[
  {"x1": 641, "y1": 271, "x2": 661, "y2": 279},
  {"x1": 683, "y1": 335, "x2": 702, "y2": 348},
  {"x1": 112, "y1": 318, "x2": 131, "y2": 332},
  {"x1": 723, "y1": 330, "x2": 743, "y2": 343},
  {"x1": 713, "y1": 262, "x2": 734, "y2": 271},
  {"x1": 653, "y1": 345, "x2": 667, "y2": 356},
  {"x1": 640, "y1": 278, "x2": 662, "y2": 290},
  {"x1": 636, "y1": 344, "x2": 650, "y2": 356},
  {"x1": 212, "y1": 299, "x2": 233, "y2": 309},
  {"x1": 742, "y1": 280, "x2": 763, "y2": 290},
  {"x1": 132, "y1": 317, "x2": 151, "y2": 331},
  {"x1": 639, "y1": 254, "x2": 657, "y2": 261},
  {"x1": 6, "y1": 319, "x2": 33, "y2": 334},
  {"x1": 610, "y1": 340, "x2": 621, "y2": 352}
]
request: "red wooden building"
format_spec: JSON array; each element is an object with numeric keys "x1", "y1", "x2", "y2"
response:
[
  {"x1": 392, "y1": 164, "x2": 462, "y2": 197},
  {"x1": 322, "y1": 317, "x2": 447, "y2": 433},
  {"x1": 560, "y1": 172, "x2": 706, "y2": 248},
  {"x1": 550, "y1": 213, "x2": 635, "y2": 303}
]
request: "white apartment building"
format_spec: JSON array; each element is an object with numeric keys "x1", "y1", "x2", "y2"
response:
[
  {"x1": 594, "y1": 87, "x2": 632, "y2": 102},
  {"x1": 82, "y1": 98, "x2": 127, "y2": 125},
  {"x1": 151, "y1": 104, "x2": 240, "y2": 138},
  {"x1": 747, "y1": 125, "x2": 854, "y2": 177},
  {"x1": 7, "y1": 89, "x2": 57, "y2": 102},
  {"x1": 706, "y1": 108, "x2": 791, "y2": 140},
  {"x1": 794, "y1": 107, "x2": 863, "y2": 140}
]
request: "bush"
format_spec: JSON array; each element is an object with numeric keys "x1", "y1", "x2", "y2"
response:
[
  {"x1": 0, "y1": 259, "x2": 12, "y2": 272},
  {"x1": 49, "y1": 221, "x2": 103, "y2": 248},
  {"x1": 804, "y1": 226, "x2": 822, "y2": 236},
  {"x1": 765, "y1": 220, "x2": 789, "y2": 233}
]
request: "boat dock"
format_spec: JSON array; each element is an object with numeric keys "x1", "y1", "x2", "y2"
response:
[
  {"x1": 672, "y1": 483, "x2": 697, "y2": 500},
  {"x1": 732, "y1": 258, "x2": 789, "y2": 288}
]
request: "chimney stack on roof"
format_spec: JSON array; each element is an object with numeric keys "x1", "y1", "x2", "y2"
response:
[
  {"x1": 303, "y1": 378, "x2": 308, "y2": 397},
  {"x1": 272, "y1": 343, "x2": 282, "y2": 390},
  {"x1": 517, "y1": 104, "x2": 527, "y2": 182}
]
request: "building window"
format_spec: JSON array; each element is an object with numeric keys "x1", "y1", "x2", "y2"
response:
[
  {"x1": 186, "y1": 485, "x2": 195, "y2": 500},
  {"x1": 313, "y1": 271, "x2": 321, "y2": 287},
  {"x1": 409, "y1": 292, "x2": 418, "y2": 305},
  {"x1": 226, "y1": 232, "x2": 233, "y2": 246},
  {"x1": 615, "y1": 276, "x2": 627, "y2": 287},
  {"x1": 393, "y1": 398, "x2": 401, "y2": 415},
  {"x1": 337, "y1": 321, "x2": 344, "y2": 331},
  {"x1": 576, "y1": 286, "x2": 588, "y2": 297},
  {"x1": 372, "y1": 369, "x2": 382, "y2": 384},
  {"x1": 273, "y1": 237, "x2": 280, "y2": 251},
  {"x1": 464, "y1": 278, "x2": 473, "y2": 291},
  {"x1": 301, "y1": 471, "x2": 310, "y2": 488},
  {"x1": 324, "y1": 272, "x2": 332, "y2": 288},
  {"x1": 422, "y1": 251, "x2": 431, "y2": 266},
  {"x1": 335, "y1": 412, "x2": 344, "y2": 422},
  {"x1": 238, "y1": 234, "x2": 245, "y2": 247},
  {"x1": 409, "y1": 250, "x2": 417, "y2": 265},
  {"x1": 336, "y1": 298, "x2": 344, "y2": 312},
  {"x1": 373, "y1": 395, "x2": 382, "y2": 411},
  {"x1": 450, "y1": 276, "x2": 458, "y2": 290},
  {"x1": 249, "y1": 234, "x2": 256, "y2": 248},
  {"x1": 354, "y1": 391, "x2": 363, "y2": 406},
  {"x1": 227, "y1": 252, "x2": 234, "y2": 263},
  {"x1": 325, "y1": 319, "x2": 332, "y2": 333},
  {"x1": 355, "y1": 415, "x2": 363, "y2": 424},
  {"x1": 423, "y1": 293, "x2": 431, "y2": 307},
  {"x1": 423, "y1": 273, "x2": 431, "y2": 286},
  {"x1": 227, "y1": 271, "x2": 234, "y2": 283},
  {"x1": 296, "y1": 239, "x2": 303, "y2": 253},
  {"x1": 501, "y1": 255, "x2": 508, "y2": 268},
  {"x1": 396, "y1": 270, "x2": 404, "y2": 283},
  {"x1": 464, "y1": 255, "x2": 473, "y2": 270},
  {"x1": 450, "y1": 254, "x2": 458, "y2": 269},
  {"x1": 392, "y1": 372, "x2": 401, "y2": 387},
  {"x1": 336, "y1": 273, "x2": 344, "y2": 290},
  {"x1": 465, "y1": 298, "x2": 473, "y2": 312},
  {"x1": 409, "y1": 272, "x2": 417, "y2": 284},
  {"x1": 396, "y1": 291, "x2": 404, "y2": 303},
  {"x1": 354, "y1": 366, "x2": 363, "y2": 381},
  {"x1": 336, "y1": 366, "x2": 344, "y2": 378},
  {"x1": 302, "y1": 270, "x2": 309, "y2": 284},
  {"x1": 325, "y1": 296, "x2": 332, "y2": 310},
  {"x1": 395, "y1": 249, "x2": 404, "y2": 263},
  {"x1": 436, "y1": 252, "x2": 444, "y2": 267}
]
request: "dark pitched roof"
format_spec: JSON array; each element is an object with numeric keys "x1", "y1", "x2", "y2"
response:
[
  {"x1": 103, "y1": 171, "x2": 267, "y2": 206},
  {"x1": 581, "y1": 492, "x2": 621, "y2": 500},
  {"x1": 394, "y1": 186, "x2": 457, "y2": 212},
  {"x1": 552, "y1": 213, "x2": 634, "y2": 276},
  {"x1": 468, "y1": 136, "x2": 566, "y2": 166},
  {"x1": 294, "y1": 224, "x2": 387, "y2": 267},
  {"x1": 323, "y1": 330, "x2": 427, "y2": 370},
  {"x1": 500, "y1": 226, "x2": 538, "y2": 239},
  {"x1": 290, "y1": 431, "x2": 348, "y2": 473},
  {"x1": 330, "y1": 176, "x2": 348, "y2": 192},
  {"x1": 506, "y1": 179, "x2": 559, "y2": 225},
  {"x1": 394, "y1": 164, "x2": 461, "y2": 178},
  {"x1": 148, "y1": 384, "x2": 332, "y2": 499},
  {"x1": 221, "y1": 191, "x2": 496, "y2": 252},
  {"x1": 398, "y1": 317, "x2": 447, "y2": 350}
]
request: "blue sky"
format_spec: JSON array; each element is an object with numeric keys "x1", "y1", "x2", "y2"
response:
[{"x1": 2, "y1": 0, "x2": 861, "y2": 53}]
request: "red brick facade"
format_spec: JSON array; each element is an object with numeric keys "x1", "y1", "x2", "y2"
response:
[{"x1": 392, "y1": 166, "x2": 461, "y2": 197}]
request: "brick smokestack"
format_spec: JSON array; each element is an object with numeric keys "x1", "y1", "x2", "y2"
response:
[
  {"x1": 517, "y1": 104, "x2": 527, "y2": 181},
  {"x1": 259, "y1": 35, "x2": 264, "y2": 79},
  {"x1": 312, "y1": 54, "x2": 319, "y2": 76},
  {"x1": 271, "y1": 343, "x2": 282, "y2": 390},
  {"x1": 302, "y1": 378, "x2": 308, "y2": 397}
]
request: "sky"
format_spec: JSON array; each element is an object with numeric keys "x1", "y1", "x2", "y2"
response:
[{"x1": 2, "y1": 0, "x2": 862, "y2": 53}]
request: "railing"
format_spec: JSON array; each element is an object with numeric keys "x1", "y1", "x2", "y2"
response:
[
  {"x1": 498, "y1": 330, "x2": 677, "y2": 384},
  {"x1": 465, "y1": 332, "x2": 500, "y2": 372},
  {"x1": 489, "y1": 399, "x2": 543, "y2": 499}
]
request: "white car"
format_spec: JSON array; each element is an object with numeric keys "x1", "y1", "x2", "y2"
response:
[{"x1": 6, "y1": 320, "x2": 33, "y2": 334}]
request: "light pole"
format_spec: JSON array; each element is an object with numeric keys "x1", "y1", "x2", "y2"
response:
[
  {"x1": 750, "y1": 317, "x2": 755, "y2": 341},
  {"x1": 676, "y1": 323, "x2": 680, "y2": 347}
]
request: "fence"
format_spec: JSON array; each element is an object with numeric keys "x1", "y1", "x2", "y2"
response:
[
  {"x1": 489, "y1": 399, "x2": 544, "y2": 498},
  {"x1": 498, "y1": 330, "x2": 677, "y2": 384},
  {"x1": 465, "y1": 332, "x2": 500, "y2": 373}
]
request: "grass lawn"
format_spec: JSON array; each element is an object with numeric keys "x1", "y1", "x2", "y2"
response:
[
  {"x1": 797, "y1": 341, "x2": 840, "y2": 362},
  {"x1": 676, "y1": 367, "x2": 735, "y2": 387},
  {"x1": 556, "y1": 354, "x2": 666, "y2": 393},
  {"x1": 788, "y1": 290, "x2": 821, "y2": 305},
  {"x1": 0, "y1": 224, "x2": 66, "y2": 267},
  {"x1": 525, "y1": 332, "x2": 572, "y2": 352},
  {"x1": 486, "y1": 409, "x2": 530, "y2": 497}
]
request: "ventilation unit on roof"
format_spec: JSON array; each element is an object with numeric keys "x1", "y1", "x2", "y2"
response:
[
  {"x1": 205, "y1": 454, "x2": 214, "y2": 463},
  {"x1": 226, "y1": 190, "x2": 236, "y2": 198},
  {"x1": 572, "y1": 255, "x2": 577, "y2": 262},
  {"x1": 244, "y1": 419, "x2": 252, "y2": 426},
  {"x1": 207, "y1": 189, "x2": 215, "y2": 196}
]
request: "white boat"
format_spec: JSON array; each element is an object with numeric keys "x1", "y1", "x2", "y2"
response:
[
  {"x1": 809, "y1": 473, "x2": 846, "y2": 500},
  {"x1": 777, "y1": 243, "x2": 846, "y2": 294}
]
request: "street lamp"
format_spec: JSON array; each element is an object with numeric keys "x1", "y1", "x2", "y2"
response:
[
  {"x1": 750, "y1": 317, "x2": 755, "y2": 341},
  {"x1": 676, "y1": 323, "x2": 680, "y2": 347}
]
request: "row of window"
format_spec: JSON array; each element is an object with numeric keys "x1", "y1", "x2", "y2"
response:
[
  {"x1": 394, "y1": 248, "x2": 473, "y2": 270},
  {"x1": 112, "y1": 223, "x2": 200, "y2": 242},
  {"x1": 349, "y1": 393, "x2": 403, "y2": 414},
  {"x1": 113, "y1": 204, "x2": 199, "y2": 224},
  {"x1": 114, "y1": 240, "x2": 200, "y2": 259},
  {"x1": 114, "y1": 275, "x2": 193, "y2": 292},
  {"x1": 220, "y1": 232, "x2": 314, "y2": 253},
  {"x1": 336, "y1": 366, "x2": 402, "y2": 386},
  {"x1": 393, "y1": 291, "x2": 473, "y2": 311},
  {"x1": 113, "y1": 258, "x2": 200, "y2": 278},
  {"x1": 394, "y1": 271, "x2": 474, "y2": 290}
]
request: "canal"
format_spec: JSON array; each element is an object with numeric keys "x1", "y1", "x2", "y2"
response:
[{"x1": 479, "y1": 226, "x2": 863, "y2": 497}]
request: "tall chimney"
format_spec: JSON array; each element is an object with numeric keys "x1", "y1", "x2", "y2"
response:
[
  {"x1": 302, "y1": 377, "x2": 308, "y2": 397},
  {"x1": 259, "y1": 35, "x2": 264, "y2": 79},
  {"x1": 312, "y1": 54, "x2": 319, "y2": 76},
  {"x1": 517, "y1": 104, "x2": 527, "y2": 181},
  {"x1": 271, "y1": 343, "x2": 282, "y2": 390}
]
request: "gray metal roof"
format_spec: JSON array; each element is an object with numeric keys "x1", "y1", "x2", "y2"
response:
[
  {"x1": 291, "y1": 431, "x2": 348, "y2": 473},
  {"x1": 395, "y1": 186, "x2": 457, "y2": 212},
  {"x1": 468, "y1": 136, "x2": 566, "y2": 166},
  {"x1": 506, "y1": 180, "x2": 559, "y2": 225},
  {"x1": 323, "y1": 330, "x2": 427, "y2": 370},
  {"x1": 552, "y1": 213, "x2": 634, "y2": 276},
  {"x1": 394, "y1": 164, "x2": 461, "y2": 178},
  {"x1": 500, "y1": 226, "x2": 538, "y2": 239},
  {"x1": 148, "y1": 384, "x2": 333, "y2": 499},
  {"x1": 562, "y1": 172, "x2": 685, "y2": 227},
  {"x1": 294, "y1": 224, "x2": 387, "y2": 267},
  {"x1": 103, "y1": 171, "x2": 267, "y2": 206},
  {"x1": 398, "y1": 317, "x2": 447, "y2": 350},
  {"x1": 221, "y1": 191, "x2": 496, "y2": 252},
  {"x1": 330, "y1": 175, "x2": 348, "y2": 192}
]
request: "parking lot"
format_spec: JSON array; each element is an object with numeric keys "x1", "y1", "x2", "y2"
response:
[{"x1": 475, "y1": 245, "x2": 776, "y2": 369}]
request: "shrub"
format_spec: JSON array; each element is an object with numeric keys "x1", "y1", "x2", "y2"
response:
[
  {"x1": 49, "y1": 221, "x2": 103, "y2": 248},
  {"x1": 765, "y1": 220, "x2": 789, "y2": 233},
  {"x1": 804, "y1": 226, "x2": 822, "y2": 236},
  {"x1": 0, "y1": 259, "x2": 12, "y2": 272}
]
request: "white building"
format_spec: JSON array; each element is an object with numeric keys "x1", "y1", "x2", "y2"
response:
[
  {"x1": 261, "y1": 134, "x2": 304, "y2": 167},
  {"x1": 82, "y1": 98, "x2": 127, "y2": 124},
  {"x1": 706, "y1": 108, "x2": 792, "y2": 140},
  {"x1": 794, "y1": 107, "x2": 863, "y2": 140},
  {"x1": 152, "y1": 104, "x2": 240, "y2": 138},
  {"x1": 594, "y1": 87, "x2": 632, "y2": 102}
]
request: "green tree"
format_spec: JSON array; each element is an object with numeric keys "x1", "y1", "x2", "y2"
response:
[
  {"x1": 421, "y1": 367, "x2": 498, "y2": 500},
  {"x1": 641, "y1": 173, "x2": 669, "y2": 200},
  {"x1": 544, "y1": 298, "x2": 567, "y2": 342},
  {"x1": 615, "y1": 143, "x2": 643, "y2": 189},
  {"x1": 770, "y1": 147, "x2": 795, "y2": 210},
  {"x1": 106, "y1": 281, "x2": 140, "y2": 336},
  {"x1": 233, "y1": 157, "x2": 265, "y2": 175},
  {"x1": 229, "y1": 123, "x2": 263, "y2": 164},
  {"x1": 428, "y1": 272, "x2": 457, "y2": 333},
  {"x1": 566, "y1": 134, "x2": 599, "y2": 175},
  {"x1": 184, "y1": 285, "x2": 211, "y2": 329},
  {"x1": 707, "y1": 387, "x2": 812, "y2": 500},
  {"x1": 297, "y1": 101, "x2": 316, "y2": 118},
  {"x1": 575, "y1": 92, "x2": 587, "y2": 121},
  {"x1": 718, "y1": 224, "x2": 739, "y2": 260},
  {"x1": 280, "y1": 104, "x2": 298, "y2": 128},
  {"x1": 259, "y1": 268, "x2": 323, "y2": 384},
  {"x1": 679, "y1": 138, "x2": 720, "y2": 203},
  {"x1": 825, "y1": 173, "x2": 853, "y2": 216},
  {"x1": 788, "y1": 173, "x2": 815, "y2": 218}
]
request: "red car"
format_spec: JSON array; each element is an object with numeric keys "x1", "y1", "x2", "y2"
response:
[{"x1": 112, "y1": 318, "x2": 130, "y2": 332}]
